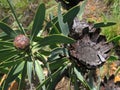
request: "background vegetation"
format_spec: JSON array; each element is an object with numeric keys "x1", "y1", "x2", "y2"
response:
[{"x1": 0, "y1": 0, "x2": 120, "y2": 90}]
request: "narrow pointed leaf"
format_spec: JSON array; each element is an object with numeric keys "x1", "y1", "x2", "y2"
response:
[
  {"x1": 0, "y1": 58, "x2": 22, "y2": 67},
  {"x1": 64, "y1": 5, "x2": 80, "y2": 25},
  {"x1": 0, "y1": 22, "x2": 17, "y2": 38},
  {"x1": 0, "y1": 32, "x2": 7, "y2": 37},
  {"x1": 0, "y1": 41, "x2": 15, "y2": 52},
  {"x1": 108, "y1": 55, "x2": 118, "y2": 62},
  {"x1": 78, "y1": 0, "x2": 87, "y2": 19},
  {"x1": 46, "y1": 5, "x2": 80, "y2": 30},
  {"x1": 1, "y1": 15, "x2": 10, "y2": 23},
  {"x1": 0, "y1": 48, "x2": 15, "y2": 52},
  {"x1": 48, "y1": 47, "x2": 69, "y2": 61},
  {"x1": 74, "y1": 67, "x2": 91, "y2": 90},
  {"x1": 74, "y1": 67, "x2": 84, "y2": 82},
  {"x1": 73, "y1": 74, "x2": 79, "y2": 90},
  {"x1": 36, "y1": 53, "x2": 47, "y2": 65},
  {"x1": 0, "y1": 53, "x2": 18, "y2": 64},
  {"x1": 47, "y1": 66, "x2": 67, "y2": 90},
  {"x1": 51, "y1": 5, "x2": 80, "y2": 34},
  {"x1": 13, "y1": 61, "x2": 25, "y2": 75},
  {"x1": 0, "y1": 41, "x2": 13, "y2": 47},
  {"x1": 7, "y1": 0, "x2": 25, "y2": 34},
  {"x1": 0, "y1": 35, "x2": 12, "y2": 41},
  {"x1": 49, "y1": 21, "x2": 60, "y2": 34},
  {"x1": 38, "y1": 34, "x2": 75, "y2": 47},
  {"x1": 31, "y1": 3, "x2": 45, "y2": 40},
  {"x1": 108, "y1": 35, "x2": 120, "y2": 42},
  {"x1": 36, "y1": 67, "x2": 63, "y2": 90},
  {"x1": 3, "y1": 61, "x2": 25, "y2": 90},
  {"x1": 0, "y1": 50, "x2": 18, "y2": 62},
  {"x1": 27, "y1": 60, "x2": 33, "y2": 85},
  {"x1": 35, "y1": 60, "x2": 46, "y2": 90},
  {"x1": 0, "y1": 68, "x2": 8, "y2": 74},
  {"x1": 94, "y1": 22, "x2": 116, "y2": 28},
  {"x1": 18, "y1": 61, "x2": 27, "y2": 90},
  {"x1": 49, "y1": 58, "x2": 69, "y2": 71},
  {"x1": 58, "y1": 3, "x2": 69, "y2": 36}
]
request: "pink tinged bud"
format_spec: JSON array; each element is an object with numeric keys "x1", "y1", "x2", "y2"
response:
[{"x1": 14, "y1": 34, "x2": 30, "y2": 49}]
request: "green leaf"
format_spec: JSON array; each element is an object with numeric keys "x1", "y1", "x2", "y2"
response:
[
  {"x1": 0, "y1": 41, "x2": 15, "y2": 52},
  {"x1": 36, "y1": 53, "x2": 47, "y2": 66},
  {"x1": 0, "y1": 22, "x2": 17, "y2": 38},
  {"x1": 49, "y1": 58, "x2": 69, "y2": 71},
  {"x1": 62, "y1": 5, "x2": 80, "y2": 26},
  {"x1": 49, "y1": 21, "x2": 60, "y2": 34},
  {"x1": 0, "y1": 57, "x2": 22, "y2": 68},
  {"x1": 78, "y1": 0, "x2": 87, "y2": 19},
  {"x1": 31, "y1": 3, "x2": 45, "y2": 40},
  {"x1": 46, "y1": 5, "x2": 80, "y2": 31},
  {"x1": 74, "y1": 67, "x2": 84, "y2": 82},
  {"x1": 51, "y1": 5, "x2": 80, "y2": 34},
  {"x1": 0, "y1": 48, "x2": 15, "y2": 52},
  {"x1": 108, "y1": 35, "x2": 120, "y2": 42},
  {"x1": 7, "y1": 0, "x2": 26, "y2": 35},
  {"x1": 46, "y1": 66, "x2": 67, "y2": 90},
  {"x1": 94, "y1": 22, "x2": 116, "y2": 28},
  {"x1": 36, "y1": 67, "x2": 63, "y2": 90},
  {"x1": 50, "y1": 47, "x2": 68, "y2": 56},
  {"x1": 58, "y1": 3, "x2": 69, "y2": 36},
  {"x1": 0, "y1": 41, "x2": 14, "y2": 49},
  {"x1": 0, "y1": 53, "x2": 18, "y2": 63},
  {"x1": 38, "y1": 34, "x2": 75, "y2": 47},
  {"x1": 0, "y1": 32, "x2": 12, "y2": 41},
  {"x1": 18, "y1": 61, "x2": 27, "y2": 90},
  {"x1": 108, "y1": 55, "x2": 118, "y2": 62},
  {"x1": 74, "y1": 67, "x2": 91, "y2": 90},
  {"x1": 35, "y1": 60, "x2": 46, "y2": 90},
  {"x1": 27, "y1": 60, "x2": 33, "y2": 85},
  {"x1": 3, "y1": 61, "x2": 25, "y2": 90},
  {"x1": 0, "y1": 32, "x2": 7, "y2": 37},
  {"x1": 13, "y1": 61, "x2": 25, "y2": 75},
  {"x1": 73, "y1": 74, "x2": 79, "y2": 90},
  {"x1": 0, "y1": 67, "x2": 9, "y2": 74},
  {"x1": 1, "y1": 16, "x2": 10, "y2": 23},
  {"x1": 45, "y1": 17, "x2": 57, "y2": 30},
  {"x1": 0, "y1": 50, "x2": 18, "y2": 62},
  {"x1": 48, "y1": 47, "x2": 69, "y2": 61}
]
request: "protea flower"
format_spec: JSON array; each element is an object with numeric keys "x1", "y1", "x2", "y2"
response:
[
  {"x1": 69, "y1": 19, "x2": 113, "y2": 69},
  {"x1": 13, "y1": 34, "x2": 30, "y2": 50}
]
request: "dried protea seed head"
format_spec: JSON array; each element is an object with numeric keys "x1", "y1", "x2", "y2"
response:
[
  {"x1": 69, "y1": 18, "x2": 113, "y2": 69},
  {"x1": 14, "y1": 34, "x2": 30, "y2": 49}
]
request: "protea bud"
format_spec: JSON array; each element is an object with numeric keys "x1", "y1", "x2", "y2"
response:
[{"x1": 13, "y1": 34, "x2": 30, "y2": 50}]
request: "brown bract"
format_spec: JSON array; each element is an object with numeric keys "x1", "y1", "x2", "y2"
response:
[{"x1": 13, "y1": 34, "x2": 30, "y2": 50}]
